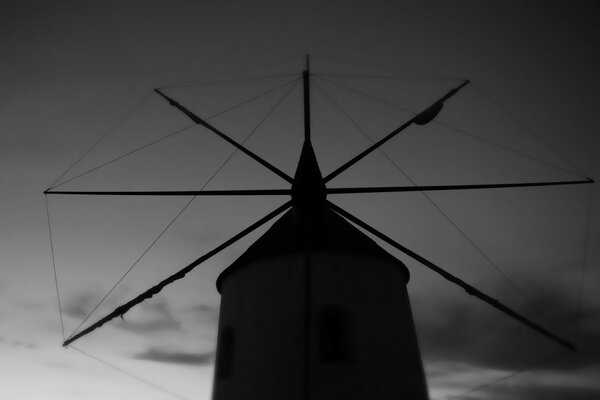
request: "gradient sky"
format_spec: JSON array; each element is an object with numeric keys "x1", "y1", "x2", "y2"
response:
[{"x1": 2, "y1": 1, "x2": 600, "y2": 399}]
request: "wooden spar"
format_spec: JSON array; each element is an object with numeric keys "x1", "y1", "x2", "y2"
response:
[
  {"x1": 44, "y1": 189, "x2": 292, "y2": 196},
  {"x1": 43, "y1": 179, "x2": 593, "y2": 197},
  {"x1": 326, "y1": 178, "x2": 594, "y2": 194},
  {"x1": 323, "y1": 80, "x2": 470, "y2": 183}
]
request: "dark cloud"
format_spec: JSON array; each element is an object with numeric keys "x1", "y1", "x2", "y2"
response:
[
  {"x1": 115, "y1": 299, "x2": 181, "y2": 333},
  {"x1": 132, "y1": 347, "x2": 214, "y2": 365},
  {"x1": 417, "y1": 289, "x2": 600, "y2": 372},
  {"x1": 62, "y1": 292, "x2": 96, "y2": 319},
  {"x1": 1, "y1": 337, "x2": 37, "y2": 349},
  {"x1": 187, "y1": 303, "x2": 219, "y2": 323},
  {"x1": 64, "y1": 291, "x2": 181, "y2": 333}
]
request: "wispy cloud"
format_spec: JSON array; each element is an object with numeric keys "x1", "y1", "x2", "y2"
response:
[
  {"x1": 115, "y1": 299, "x2": 181, "y2": 333},
  {"x1": 417, "y1": 288, "x2": 600, "y2": 372},
  {"x1": 0, "y1": 336, "x2": 37, "y2": 349},
  {"x1": 187, "y1": 303, "x2": 219, "y2": 323},
  {"x1": 132, "y1": 347, "x2": 215, "y2": 365},
  {"x1": 459, "y1": 383, "x2": 600, "y2": 400},
  {"x1": 62, "y1": 292, "x2": 97, "y2": 319}
]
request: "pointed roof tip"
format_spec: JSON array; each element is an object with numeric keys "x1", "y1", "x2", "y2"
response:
[
  {"x1": 294, "y1": 141, "x2": 322, "y2": 179},
  {"x1": 292, "y1": 141, "x2": 326, "y2": 205},
  {"x1": 216, "y1": 205, "x2": 409, "y2": 293}
]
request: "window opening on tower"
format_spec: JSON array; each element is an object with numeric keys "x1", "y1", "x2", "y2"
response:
[{"x1": 319, "y1": 306, "x2": 353, "y2": 363}]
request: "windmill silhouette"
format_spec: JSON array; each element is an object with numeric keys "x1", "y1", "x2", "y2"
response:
[{"x1": 46, "y1": 55, "x2": 592, "y2": 398}]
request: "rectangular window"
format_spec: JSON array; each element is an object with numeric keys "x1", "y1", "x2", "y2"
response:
[{"x1": 319, "y1": 306, "x2": 352, "y2": 363}]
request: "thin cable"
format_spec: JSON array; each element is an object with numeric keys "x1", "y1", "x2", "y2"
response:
[
  {"x1": 50, "y1": 124, "x2": 196, "y2": 189},
  {"x1": 160, "y1": 73, "x2": 300, "y2": 90},
  {"x1": 315, "y1": 75, "x2": 584, "y2": 178},
  {"x1": 67, "y1": 77, "x2": 300, "y2": 339},
  {"x1": 575, "y1": 184, "x2": 594, "y2": 340},
  {"x1": 49, "y1": 92, "x2": 154, "y2": 189},
  {"x1": 193, "y1": 75, "x2": 300, "y2": 190},
  {"x1": 67, "y1": 195, "x2": 197, "y2": 339},
  {"x1": 314, "y1": 74, "x2": 416, "y2": 114},
  {"x1": 203, "y1": 76, "x2": 301, "y2": 120},
  {"x1": 433, "y1": 119, "x2": 583, "y2": 178},
  {"x1": 69, "y1": 345, "x2": 188, "y2": 400},
  {"x1": 314, "y1": 73, "x2": 463, "y2": 82},
  {"x1": 472, "y1": 83, "x2": 588, "y2": 176},
  {"x1": 52, "y1": 77, "x2": 299, "y2": 190},
  {"x1": 313, "y1": 79, "x2": 558, "y2": 330},
  {"x1": 45, "y1": 195, "x2": 65, "y2": 341},
  {"x1": 448, "y1": 351, "x2": 566, "y2": 399},
  {"x1": 311, "y1": 53, "x2": 464, "y2": 81}
]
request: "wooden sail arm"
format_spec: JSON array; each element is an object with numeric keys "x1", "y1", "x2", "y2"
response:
[
  {"x1": 323, "y1": 80, "x2": 470, "y2": 184},
  {"x1": 303, "y1": 54, "x2": 311, "y2": 143},
  {"x1": 327, "y1": 200, "x2": 577, "y2": 352},
  {"x1": 44, "y1": 189, "x2": 292, "y2": 196},
  {"x1": 326, "y1": 178, "x2": 594, "y2": 194},
  {"x1": 62, "y1": 200, "x2": 293, "y2": 347},
  {"x1": 154, "y1": 89, "x2": 293, "y2": 184}
]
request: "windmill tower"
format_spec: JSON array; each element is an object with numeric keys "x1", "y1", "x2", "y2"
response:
[
  {"x1": 213, "y1": 138, "x2": 428, "y2": 399},
  {"x1": 50, "y1": 55, "x2": 590, "y2": 398}
]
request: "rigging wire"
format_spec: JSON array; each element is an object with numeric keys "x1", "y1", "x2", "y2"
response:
[
  {"x1": 159, "y1": 73, "x2": 300, "y2": 90},
  {"x1": 69, "y1": 345, "x2": 189, "y2": 400},
  {"x1": 310, "y1": 53, "x2": 465, "y2": 81},
  {"x1": 471, "y1": 83, "x2": 589, "y2": 177},
  {"x1": 49, "y1": 91, "x2": 155, "y2": 189},
  {"x1": 45, "y1": 194, "x2": 65, "y2": 342},
  {"x1": 50, "y1": 124, "x2": 196, "y2": 189},
  {"x1": 67, "y1": 194, "x2": 197, "y2": 340},
  {"x1": 311, "y1": 78, "x2": 560, "y2": 331},
  {"x1": 66, "y1": 77, "x2": 300, "y2": 340},
  {"x1": 471, "y1": 85, "x2": 594, "y2": 342},
  {"x1": 314, "y1": 73, "x2": 463, "y2": 82},
  {"x1": 575, "y1": 184, "x2": 594, "y2": 340},
  {"x1": 448, "y1": 351, "x2": 567, "y2": 399},
  {"x1": 201, "y1": 76, "x2": 300, "y2": 120},
  {"x1": 314, "y1": 75, "x2": 585, "y2": 179},
  {"x1": 50, "y1": 77, "x2": 299, "y2": 190}
]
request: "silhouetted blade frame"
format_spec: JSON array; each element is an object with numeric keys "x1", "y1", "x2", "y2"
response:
[{"x1": 55, "y1": 63, "x2": 590, "y2": 353}]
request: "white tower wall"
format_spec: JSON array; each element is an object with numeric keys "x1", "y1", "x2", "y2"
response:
[{"x1": 213, "y1": 247, "x2": 428, "y2": 399}]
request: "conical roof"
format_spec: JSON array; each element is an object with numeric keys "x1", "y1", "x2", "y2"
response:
[{"x1": 216, "y1": 204, "x2": 409, "y2": 292}]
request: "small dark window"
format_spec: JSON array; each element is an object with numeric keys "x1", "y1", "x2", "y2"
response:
[
  {"x1": 216, "y1": 326, "x2": 234, "y2": 379},
  {"x1": 319, "y1": 306, "x2": 352, "y2": 363}
]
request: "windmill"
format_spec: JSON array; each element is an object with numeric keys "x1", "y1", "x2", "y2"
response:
[{"x1": 45, "y1": 55, "x2": 593, "y2": 398}]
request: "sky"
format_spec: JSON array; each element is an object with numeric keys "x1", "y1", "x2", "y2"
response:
[{"x1": 1, "y1": 1, "x2": 600, "y2": 399}]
